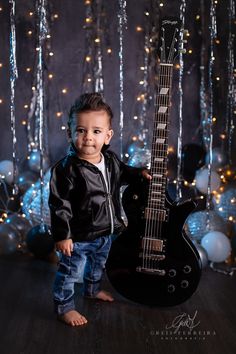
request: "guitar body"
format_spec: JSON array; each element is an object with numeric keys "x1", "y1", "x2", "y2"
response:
[{"x1": 106, "y1": 181, "x2": 202, "y2": 306}]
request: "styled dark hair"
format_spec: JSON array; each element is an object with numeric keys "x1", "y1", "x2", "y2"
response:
[{"x1": 68, "y1": 93, "x2": 113, "y2": 129}]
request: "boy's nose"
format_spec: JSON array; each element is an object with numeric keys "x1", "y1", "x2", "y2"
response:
[{"x1": 84, "y1": 131, "x2": 93, "y2": 140}]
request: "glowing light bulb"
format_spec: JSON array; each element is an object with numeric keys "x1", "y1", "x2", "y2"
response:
[
  {"x1": 94, "y1": 38, "x2": 100, "y2": 43},
  {"x1": 85, "y1": 56, "x2": 91, "y2": 62},
  {"x1": 22, "y1": 120, "x2": 27, "y2": 125},
  {"x1": 26, "y1": 67, "x2": 31, "y2": 72},
  {"x1": 49, "y1": 52, "x2": 54, "y2": 56},
  {"x1": 62, "y1": 88, "x2": 67, "y2": 94},
  {"x1": 48, "y1": 73, "x2": 53, "y2": 79},
  {"x1": 28, "y1": 30, "x2": 33, "y2": 35},
  {"x1": 107, "y1": 48, "x2": 112, "y2": 54},
  {"x1": 0, "y1": 99, "x2": 3, "y2": 104},
  {"x1": 136, "y1": 26, "x2": 143, "y2": 32}
]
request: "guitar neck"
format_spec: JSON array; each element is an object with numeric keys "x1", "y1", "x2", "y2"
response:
[{"x1": 148, "y1": 62, "x2": 174, "y2": 209}]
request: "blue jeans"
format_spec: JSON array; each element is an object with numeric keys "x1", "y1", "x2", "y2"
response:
[{"x1": 53, "y1": 235, "x2": 112, "y2": 315}]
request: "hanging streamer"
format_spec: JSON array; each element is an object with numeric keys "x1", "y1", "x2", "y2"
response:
[
  {"x1": 200, "y1": 0, "x2": 208, "y2": 149},
  {"x1": 82, "y1": 0, "x2": 105, "y2": 94},
  {"x1": 225, "y1": 0, "x2": 236, "y2": 164},
  {"x1": 118, "y1": 0, "x2": 127, "y2": 160},
  {"x1": 94, "y1": 0, "x2": 104, "y2": 93},
  {"x1": 176, "y1": 0, "x2": 186, "y2": 200},
  {"x1": 9, "y1": 0, "x2": 18, "y2": 195},
  {"x1": 36, "y1": 0, "x2": 48, "y2": 229},
  {"x1": 206, "y1": 0, "x2": 217, "y2": 222}
]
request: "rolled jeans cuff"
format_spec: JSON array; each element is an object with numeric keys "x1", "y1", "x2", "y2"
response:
[{"x1": 54, "y1": 298, "x2": 75, "y2": 315}]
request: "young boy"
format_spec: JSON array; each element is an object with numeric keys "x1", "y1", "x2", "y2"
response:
[{"x1": 49, "y1": 93, "x2": 151, "y2": 326}]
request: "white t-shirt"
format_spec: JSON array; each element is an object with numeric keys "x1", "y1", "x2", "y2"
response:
[{"x1": 93, "y1": 154, "x2": 108, "y2": 191}]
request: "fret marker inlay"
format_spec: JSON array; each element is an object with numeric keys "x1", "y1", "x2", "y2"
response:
[
  {"x1": 157, "y1": 123, "x2": 166, "y2": 129},
  {"x1": 156, "y1": 138, "x2": 165, "y2": 144},
  {"x1": 158, "y1": 106, "x2": 168, "y2": 114},
  {"x1": 160, "y1": 88, "x2": 169, "y2": 95}
]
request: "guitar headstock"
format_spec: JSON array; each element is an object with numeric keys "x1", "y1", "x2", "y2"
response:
[{"x1": 159, "y1": 18, "x2": 181, "y2": 64}]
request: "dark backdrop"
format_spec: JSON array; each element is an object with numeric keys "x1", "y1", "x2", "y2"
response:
[{"x1": 0, "y1": 0, "x2": 234, "y2": 167}]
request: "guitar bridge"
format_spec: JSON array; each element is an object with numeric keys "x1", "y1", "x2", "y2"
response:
[
  {"x1": 136, "y1": 266, "x2": 166, "y2": 276},
  {"x1": 139, "y1": 253, "x2": 165, "y2": 261}
]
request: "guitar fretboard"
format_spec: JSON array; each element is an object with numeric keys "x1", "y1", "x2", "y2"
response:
[{"x1": 147, "y1": 63, "x2": 173, "y2": 210}]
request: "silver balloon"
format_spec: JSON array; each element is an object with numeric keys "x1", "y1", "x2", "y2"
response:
[
  {"x1": 213, "y1": 186, "x2": 236, "y2": 222},
  {"x1": 0, "y1": 223, "x2": 21, "y2": 255},
  {"x1": 22, "y1": 170, "x2": 51, "y2": 226},
  {"x1": 194, "y1": 242, "x2": 209, "y2": 269},
  {"x1": 184, "y1": 210, "x2": 228, "y2": 241},
  {"x1": 205, "y1": 147, "x2": 227, "y2": 169},
  {"x1": 28, "y1": 150, "x2": 50, "y2": 173},
  {"x1": 17, "y1": 171, "x2": 39, "y2": 193},
  {"x1": 5, "y1": 214, "x2": 32, "y2": 241}
]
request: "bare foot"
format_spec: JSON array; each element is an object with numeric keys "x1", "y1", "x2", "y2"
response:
[
  {"x1": 95, "y1": 290, "x2": 114, "y2": 302},
  {"x1": 58, "y1": 310, "x2": 88, "y2": 327}
]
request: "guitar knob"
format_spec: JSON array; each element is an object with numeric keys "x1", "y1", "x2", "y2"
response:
[
  {"x1": 183, "y1": 265, "x2": 192, "y2": 274},
  {"x1": 168, "y1": 269, "x2": 177, "y2": 277},
  {"x1": 167, "y1": 284, "x2": 175, "y2": 293},
  {"x1": 181, "y1": 280, "x2": 189, "y2": 288},
  {"x1": 133, "y1": 194, "x2": 139, "y2": 200}
]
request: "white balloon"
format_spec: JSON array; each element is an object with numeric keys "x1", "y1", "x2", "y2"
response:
[
  {"x1": 201, "y1": 231, "x2": 231, "y2": 262},
  {"x1": 195, "y1": 167, "x2": 221, "y2": 194}
]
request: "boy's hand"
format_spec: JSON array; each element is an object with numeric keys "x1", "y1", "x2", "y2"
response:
[
  {"x1": 56, "y1": 239, "x2": 73, "y2": 257},
  {"x1": 142, "y1": 169, "x2": 152, "y2": 180}
]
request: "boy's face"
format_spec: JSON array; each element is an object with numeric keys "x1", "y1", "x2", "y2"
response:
[{"x1": 68, "y1": 110, "x2": 114, "y2": 163}]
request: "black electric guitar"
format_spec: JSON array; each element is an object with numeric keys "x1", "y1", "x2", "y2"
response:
[{"x1": 106, "y1": 18, "x2": 202, "y2": 306}]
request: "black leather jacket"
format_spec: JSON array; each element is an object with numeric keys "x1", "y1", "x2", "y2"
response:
[{"x1": 49, "y1": 145, "x2": 143, "y2": 242}]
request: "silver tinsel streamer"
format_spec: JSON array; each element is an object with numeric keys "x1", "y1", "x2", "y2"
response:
[
  {"x1": 94, "y1": 0, "x2": 104, "y2": 93},
  {"x1": 9, "y1": 0, "x2": 18, "y2": 194},
  {"x1": 36, "y1": 0, "x2": 48, "y2": 229},
  {"x1": 118, "y1": 0, "x2": 127, "y2": 160},
  {"x1": 176, "y1": 0, "x2": 186, "y2": 200},
  {"x1": 200, "y1": 0, "x2": 208, "y2": 148},
  {"x1": 206, "y1": 0, "x2": 217, "y2": 218},
  {"x1": 82, "y1": 0, "x2": 105, "y2": 93},
  {"x1": 226, "y1": 0, "x2": 235, "y2": 164}
]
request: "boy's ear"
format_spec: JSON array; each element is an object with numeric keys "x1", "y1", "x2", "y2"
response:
[{"x1": 105, "y1": 129, "x2": 114, "y2": 145}]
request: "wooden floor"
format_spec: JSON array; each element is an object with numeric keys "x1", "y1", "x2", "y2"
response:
[{"x1": 0, "y1": 252, "x2": 236, "y2": 354}]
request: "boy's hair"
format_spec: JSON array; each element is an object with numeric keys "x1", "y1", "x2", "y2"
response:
[{"x1": 68, "y1": 93, "x2": 113, "y2": 129}]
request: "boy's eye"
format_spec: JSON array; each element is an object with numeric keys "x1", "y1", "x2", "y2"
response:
[
  {"x1": 94, "y1": 129, "x2": 101, "y2": 134},
  {"x1": 77, "y1": 128, "x2": 85, "y2": 133}
]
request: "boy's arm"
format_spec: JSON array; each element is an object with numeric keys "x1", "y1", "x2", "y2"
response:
[
  {"x1": 49, "y1": 166, "x2": 74, "y2": 245},
  {"x1": 114, "y1": 154, "x2": 151, "y2": 184}
]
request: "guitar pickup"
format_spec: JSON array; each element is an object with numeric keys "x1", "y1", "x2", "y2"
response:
[
  {"x1": 136, "y1": 266, "x2": 166, "y2": 276},
  {"x1": 141, "y1": 237, "x2": 165, "y2": 252},
  {"x1": 145, "y1": 208, "x2": 169, "y2": 222}
]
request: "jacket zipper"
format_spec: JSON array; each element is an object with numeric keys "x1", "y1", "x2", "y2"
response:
[{"x1": 97, "y1": 168, "x2": 114, "y2": 235}]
